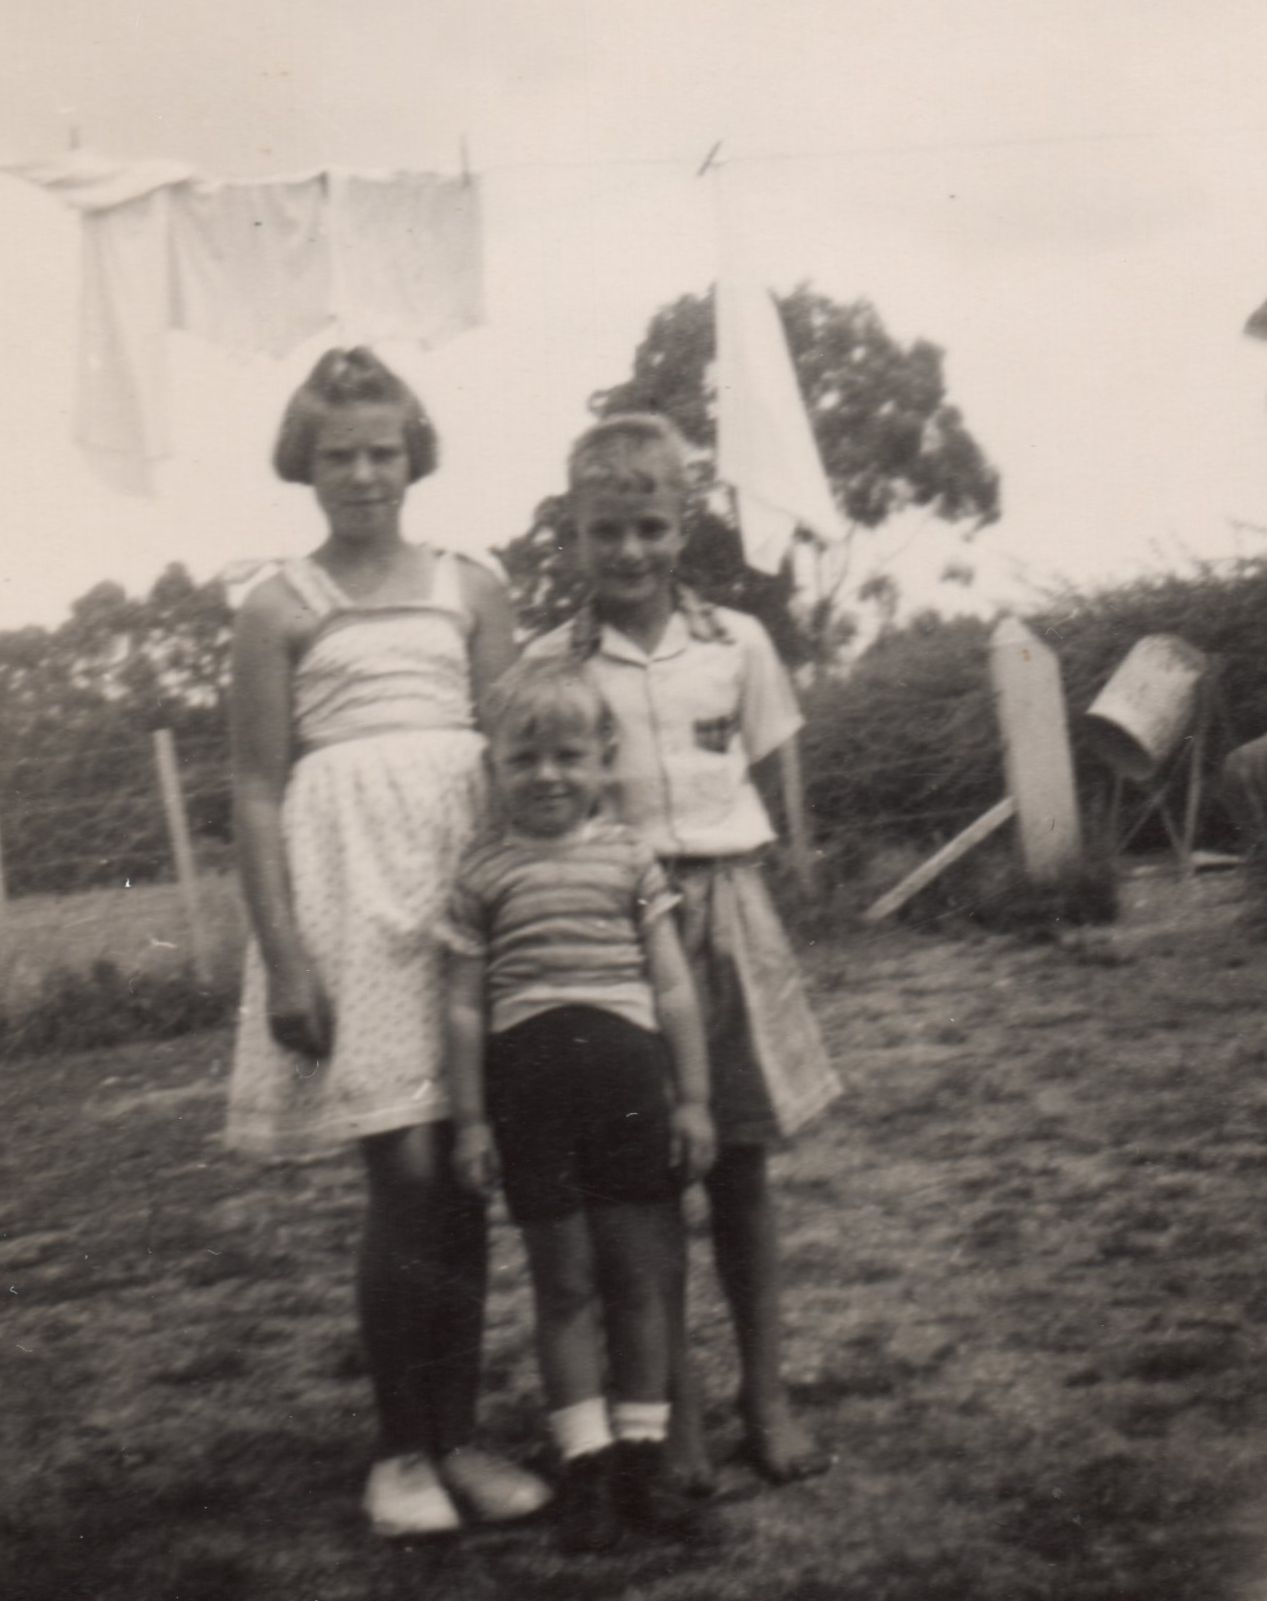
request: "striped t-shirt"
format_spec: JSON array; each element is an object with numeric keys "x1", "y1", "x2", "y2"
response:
[{"x1": 441, "y1": 819, "x2": 678, "y2": 1035}]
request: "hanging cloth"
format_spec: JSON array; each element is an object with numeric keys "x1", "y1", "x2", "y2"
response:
[
  {"x1": 4, "y1": 152, "x2": 487, "y2": 495},
  {"x1": 714, "y1": 180, "x2": 844, "y2": 573},
  {"x1": 76, "y1": 187, "x2": 176, "y2": 494},
  {"x1": 2, "y1": 152, "x2": 194, "y2": 494},
  {"x1": 170, "y1": 176, "x2": 332, "y2": 357},
  {"x1": 328, "y1": 172, "x2": 484, "y2": 346}
]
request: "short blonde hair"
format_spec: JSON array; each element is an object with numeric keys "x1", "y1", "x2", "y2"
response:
[
  {"x1": 273, "y1": 348, "x2": 437, "y2": 485},
  {"x1": 567, "y1": 412, "x2": 689, "y2": 501},
  {"x1": 486, "y1": 658, "x2": 615, "y2": 751}
]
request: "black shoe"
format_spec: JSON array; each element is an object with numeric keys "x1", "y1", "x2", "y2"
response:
[
  {"x1": 554, "y1": 1447, "x2": 622, "y2": 1553},
  {"x1": 611, "y1": 1439, "x2": 703, "y2": 1540}
]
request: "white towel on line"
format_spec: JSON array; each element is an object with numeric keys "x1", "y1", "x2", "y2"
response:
[
  {"x1": 714, "y1": 193, "x2": 844, "y2": 573},
  {"x1": 3, "y1": 154, "x2": 486, "y2": 494},
  {"x1": 170, "y1": 177, "x2": 331, "y2": 358},
  {"x1": 328, "y1": 172, "x2": 484, "y2": 347}
]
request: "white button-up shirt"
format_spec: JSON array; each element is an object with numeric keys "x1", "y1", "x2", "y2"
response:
[{"x1": 530, "y1": 606, "x2": 802, "y2": 858}]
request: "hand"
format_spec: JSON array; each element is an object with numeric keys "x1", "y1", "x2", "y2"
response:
[
  {"x1": 267, "y1": 966, "x2": 334, "y2": 1060},
  {"x1": 670, "y1": 1103, "x2": 716, "y2": 1185},
  {"x1": 453, "y1": 1121, "x2": 499, "y2": 1197}
]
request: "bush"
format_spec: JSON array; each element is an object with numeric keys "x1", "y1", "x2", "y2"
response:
[
  {"x1": 905, "y1": 838, "x2": 1120, "y2": 936},
  {"x1": 801, "y1": 559, "x2": 1267, "y2": 885},
  {"x1": 802, "y1": 611, "x2": 1002, "y2": 851},
  {"x1": 0, "y1": 959, "x2": 236, "y2": 1058}
]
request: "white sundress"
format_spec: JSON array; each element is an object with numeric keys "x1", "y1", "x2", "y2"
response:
[{"x1": 225, "y1": 551, "x2": 489, "y2": 1157}]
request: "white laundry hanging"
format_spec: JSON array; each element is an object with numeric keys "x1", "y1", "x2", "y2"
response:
[
  {"x1": 3, "y1": 152, "x2": 487, "y2": 495},
  {"x1": 170, "y1": 176, "x2": 331, "y2": 358},
  {"x1": 327, "y1": 172, "x2": 484, "y2": 347},
  {"x1": 3, "y1": 152, "x2": 194, "y2": 493},
  {"x1": 714, "y1": 186, "x2": 844, "y2": 574},
  {"x1": 76, "y1": 186, "x2": 176, "y2": 495}
]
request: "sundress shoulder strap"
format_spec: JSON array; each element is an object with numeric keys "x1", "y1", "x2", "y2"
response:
[
  {"x1": 425, "y1": 548, "x2": 467, "y2": 616},
  {"x1": 280, "y1": 558, "x2": 346, "y2": 618}
]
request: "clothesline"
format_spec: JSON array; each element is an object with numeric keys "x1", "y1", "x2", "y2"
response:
[
  {"x1": 9, "y1": 117, "x2": 1266, "y2": 516},
  {"x1": 6, "y1": 153, "x2": 484, "y2": 495},
  {"x1": 27, "y1": 112, "x2": 1267, "y2": 189},
  {"x1": 4, "y1": 141, "x2": 849, "y2": 581},
  {"x1": 467, "y1": 119, "x2": 1267, "y2": 175}
]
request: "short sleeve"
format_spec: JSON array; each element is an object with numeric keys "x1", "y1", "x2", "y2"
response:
[
  {"x1": 734, "y1": 614, "x2": 803, "y2": 763},
  {"x1": 632, "y1": 845, "x2": 679, "y2": 928},
  {"x1": 437, "y1": 873, "x2": 488, "y2": 959}
]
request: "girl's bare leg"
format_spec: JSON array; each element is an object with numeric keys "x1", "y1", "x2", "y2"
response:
[{"x1": 359, "y1": 1122, "x2": 487, "y2": 1457}]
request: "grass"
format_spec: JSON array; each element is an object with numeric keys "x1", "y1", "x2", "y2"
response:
[
  {"x1": 0, "y1": 872, "x2": 246, "y2": 1007},
  {"x1": 6, "y1": 866, "x2": 1267, "y2": 1598}
]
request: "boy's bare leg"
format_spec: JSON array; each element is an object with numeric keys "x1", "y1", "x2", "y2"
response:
[
  {"x1": 521, "y1": 1215, "x2": 605, "y2": 1409},
  {"x1": 705, "y1": 1144, "x2": 827, "y2": 1482},
  {"x1": 590, "y1": 1201, "x2": 679, "y2": 1404}
]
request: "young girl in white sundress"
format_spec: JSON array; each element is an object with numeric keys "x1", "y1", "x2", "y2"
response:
[{"x1": 226, "y1": 348, "x2": 550, "y2": 1539}]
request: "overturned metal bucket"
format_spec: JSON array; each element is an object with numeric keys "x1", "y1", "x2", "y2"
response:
[{"x1": 1084, "y1": 635, "x2": 1208, "y2": 781}]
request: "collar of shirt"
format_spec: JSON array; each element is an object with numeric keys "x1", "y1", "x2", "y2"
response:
[
  {"x1": 569, "y1": 584, "x2": 733, "y2": 663},
  {"x1": 503, "y1": 818, "x2": 600, "y2": 851},
  {"x1": 597, "y1": 611, "x2": 692, "y2": 665}
]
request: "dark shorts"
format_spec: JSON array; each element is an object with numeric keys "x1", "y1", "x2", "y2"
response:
[{"x1": 485, "y1": 1005, "x2": 678, "y2": 1224}]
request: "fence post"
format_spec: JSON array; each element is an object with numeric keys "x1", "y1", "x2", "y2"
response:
[
  {"x1": 779, "y1": 736, "x2": 818, "y2": 899},
  {"x1": 989, "y1": 616, "x2": 1083, "y2": 883},
  {"x1": 153, "y1": 728, "x2": 213, "y2": 985}
]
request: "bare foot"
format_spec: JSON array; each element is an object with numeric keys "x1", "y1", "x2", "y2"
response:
[{"x1": 739, "y1": 1396, "x2": 831, "y2": 1484}]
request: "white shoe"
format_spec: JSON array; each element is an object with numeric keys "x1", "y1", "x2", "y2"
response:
[
  {"x1": 439, "y1": 1446, "x2": 553, "y2": 1524},
  {"x1": 364, "y1": 1453, "x2": 462, "y2": 1539}
]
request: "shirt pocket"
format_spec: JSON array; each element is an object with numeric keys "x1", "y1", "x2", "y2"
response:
[
  {"x1": 673, "y1": 740, "x2": 745, "y2": 829},
  {"x1": 692, "y1": 713, "x2": 739, "y2": 755}
]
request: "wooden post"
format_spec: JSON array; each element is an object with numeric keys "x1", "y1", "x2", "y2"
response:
[
  {"x1": 779, "y1": 736, "x2": 818, "y2": 900},
  {"x1": 989, "y1": 616, "x2": 1082, "y2": 883},
  {"x1": 0, "y1": 813, "x2": 7, "y2": 911},
  {"x1": 153, "y1": 729, "x2": 212, "y2": 984},
  {"x1": 1178, "y1": 675, "x2": 1213, "y2": 875}
]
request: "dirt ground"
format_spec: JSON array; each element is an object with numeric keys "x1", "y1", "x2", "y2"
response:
[{"x1": 6, "y1": 865, "x2": 1267, "y2": 1600}]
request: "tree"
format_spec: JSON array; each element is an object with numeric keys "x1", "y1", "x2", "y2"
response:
[
  {"x1": 498, "y1": 286, "x2": 1001, "y2": 665},
  {"x1": 0, "y1": 566, "x2": 233, "y2": 895}
]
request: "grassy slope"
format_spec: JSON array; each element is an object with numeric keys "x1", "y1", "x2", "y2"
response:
[
  {"x1": 6, "y1": 873, "x2": 1267, "y2": 1600},
  {"x1": 0, "y1": 875, "x2": 246, "y2": 1007}
]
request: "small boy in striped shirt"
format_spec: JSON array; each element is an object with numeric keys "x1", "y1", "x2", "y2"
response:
[{"x1": 444, "y1": 657, "x2": 715, "y2": 1552}]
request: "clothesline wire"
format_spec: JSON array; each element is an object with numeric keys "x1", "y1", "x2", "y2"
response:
[
  {"x1": 476, "y1": 121, "x2": 1267, "y2": 178},
  {"x1": 21, "y1": 116, "x2": 1265, "y2": 193}
]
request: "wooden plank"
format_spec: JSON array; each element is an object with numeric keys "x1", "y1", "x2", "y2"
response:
[
  {"x1": 990, "y1": 616, "x2": 1082, "y2": 882},
  {"x1": 863, "y1": 797, "x2": 1016, "y2": 924}
]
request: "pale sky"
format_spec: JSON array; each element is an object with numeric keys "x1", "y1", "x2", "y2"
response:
[{"x1": 2, "y1": 0, "x2": 1267, "y2": 630}]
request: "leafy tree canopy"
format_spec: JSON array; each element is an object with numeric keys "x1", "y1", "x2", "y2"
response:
[{"x1": 498, "y1": 285, "x2": 1001, "y2": 664}]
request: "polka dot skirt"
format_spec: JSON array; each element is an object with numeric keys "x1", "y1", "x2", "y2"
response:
[{"x1": 226, "y1": 729, "x2": 487, "y2": 1156}]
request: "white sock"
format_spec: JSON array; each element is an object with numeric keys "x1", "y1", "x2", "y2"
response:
[
  {"x1": 549, "y1": 1398, "x2": 613, "y2": 1461},
  {"x1": 611, "y1": 1400, "x2": 671, "y2": 1444}
]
